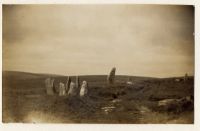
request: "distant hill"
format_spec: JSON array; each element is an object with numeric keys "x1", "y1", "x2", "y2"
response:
[
  {"x1": 2, "y1": 71, "x2": 162, "y2": 89},
  {"x1": 2, "y1": 71, "x2": 63, "y2": 80},
  {"x1": 2, "y1": 70, "x2": 194, "y2": 89},
  {"x1": 2, "y1": 70, "x2": 158, "y2": 80}
]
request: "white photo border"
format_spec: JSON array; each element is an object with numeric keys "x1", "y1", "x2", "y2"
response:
[{"x1": 0, "y1": 0, "x2": 200, "y2": 131}]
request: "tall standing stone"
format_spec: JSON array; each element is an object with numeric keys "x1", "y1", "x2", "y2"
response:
[
  {"x1": 45, "y1": 78, "x2": 55, "y2": 95},
  {"x1": 68, "y1": 82, "x2": 77, "y2": 96},
  {"x1": 59, "y1": 82, "x2": 66, "y2": 96},
  {"x1": 80, "y1": 81, "x2": 88, "y2": 97},
  {"x1": 107, "y1": 67, "x2": 116, "y2": 85},
  {"x1": 66, "y1": 76, "x2": 71, "y2": 93},
  {"x1": 76, "y1": 76, "x2": 80, "y2": 89}
]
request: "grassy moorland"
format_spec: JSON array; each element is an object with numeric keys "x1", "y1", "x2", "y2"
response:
[{"x1": 2, "y1": 71, "x2": 194, "y2": 123}]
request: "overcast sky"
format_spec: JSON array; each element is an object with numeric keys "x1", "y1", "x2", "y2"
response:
[{"x1": 3, "y1": 5, "x2": 194, "y2": 77}]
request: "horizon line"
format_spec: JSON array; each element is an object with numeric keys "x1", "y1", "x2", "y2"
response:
[{"x1": 2, "y1": 70, "x2": 194, "y2": 79}]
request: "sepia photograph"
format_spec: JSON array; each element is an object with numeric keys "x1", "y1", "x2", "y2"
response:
[{"x1": 2, "y1": 4, "x2": 194, "y2": 124}]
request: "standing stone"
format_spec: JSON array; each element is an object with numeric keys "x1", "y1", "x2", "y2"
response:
[
  {"x1": 59, "y1": 82, "x2": 66, "y2": 96},
  {"x1": 68, "y1": 82, "x2": 77, "y2": 96},
  {"x1": 76, "y1": 76, "x2": 80, "y2": 89},
  {"x1": 184, "y1": 73, "x2": 188, "y2": 82},
  {"x1": 80, "y1": 81, "x2": 88, "y2": 97},
  {"x1": 66, "y1": 76, "x2": 71, "y2": 93},
  {"x1": 45, "y1": 78, "x2": 55, "y2": 95},
  {"x1": 107, "y1": 67, "x2": 116, "y2": 85}
]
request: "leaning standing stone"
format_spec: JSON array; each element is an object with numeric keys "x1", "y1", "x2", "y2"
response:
[
  {"x1": 107, "y1": 67, "x2": 116, "y2": 85},
  {"x1": 66, "y1": 76, "x2": 71, "y2": 93},
  {"x1": 76, "y1": 76, "x2": 80, "y2": 89}
]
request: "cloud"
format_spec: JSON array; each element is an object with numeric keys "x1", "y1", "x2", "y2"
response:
[{"x1": 3, "y1": 5, "x2": 194, "y2": 77}]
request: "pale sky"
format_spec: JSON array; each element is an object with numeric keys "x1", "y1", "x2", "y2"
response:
[{"x1": 3, "y1": 5, "x2": 194, "y2": 77}]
